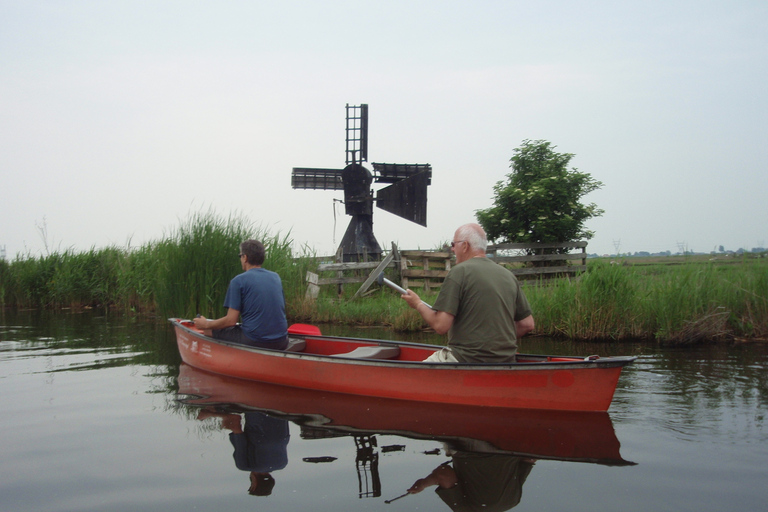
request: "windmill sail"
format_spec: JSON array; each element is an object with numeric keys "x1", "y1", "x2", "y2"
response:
[
  {"x1": 376, "y1": 169, "x2": 430, "y2": 227},
  {"x1": 291, "y1": 168, "x2": 344, "y2": 190}
]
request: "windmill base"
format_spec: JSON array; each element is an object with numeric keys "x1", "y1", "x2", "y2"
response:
[{"x1": 339, "y1": 215, "x2": 382, "y2": 262}]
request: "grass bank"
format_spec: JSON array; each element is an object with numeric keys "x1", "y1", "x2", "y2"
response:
[
  {"x1": 1, "y1": 211, "x2": 766, "y2": 344},
  {"x1": 523, "y1": 259, "x2": 768, "y2": 344},
  {"x1": 298, "y1": 257, "x2": 767, "y2": 345}
]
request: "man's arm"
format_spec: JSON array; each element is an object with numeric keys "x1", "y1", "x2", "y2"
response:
[
  {"x1": 193, "y1": 307, "x2": 240, "y2": 331},
  {"x1": 515, "y1": 315, "x2": 535, "y2": 338},
  {"x1": 408, "y1": 463, "x2": 458, "y2": 494},
  {"x1": 401, "y1": 289, "x2": 455, "y2": 335}
]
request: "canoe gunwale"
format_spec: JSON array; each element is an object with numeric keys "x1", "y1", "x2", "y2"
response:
[{"x1": 169, "y1": 318, "x2": 637, "y2": 370}]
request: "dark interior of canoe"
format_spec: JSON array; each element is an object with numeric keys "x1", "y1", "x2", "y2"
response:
[
  {"x1": 285, "y1": 335, "x2": 597, "y2": 364},
  {"x1": 285, "y1": 335, "x2": 425, "y2": 361}
]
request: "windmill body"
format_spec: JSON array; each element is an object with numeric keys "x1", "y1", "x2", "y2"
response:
[{"x1": 292, "y1": 104, "x2": 431, "y2": 262}]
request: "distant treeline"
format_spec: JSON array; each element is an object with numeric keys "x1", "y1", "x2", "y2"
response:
[
  {"x1": 589, "y1": 248, "x2": 767, "y2": 258},
  {"x1": 1, "y1": 211, "x2": 766, "y2": 344}
]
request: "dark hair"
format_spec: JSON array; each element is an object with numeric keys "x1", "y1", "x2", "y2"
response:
[{"x1": 240, "y1": 239, "x2": 266, "y2": 266}]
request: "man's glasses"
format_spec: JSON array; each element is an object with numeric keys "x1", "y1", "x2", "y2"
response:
[{"x1": 450, "y1": 240, "x2": 466, "y2": 248}]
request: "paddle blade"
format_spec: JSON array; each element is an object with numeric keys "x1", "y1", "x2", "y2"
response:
[{"x1": 288, "y1": 323, "x2": 322, "y2": 336}]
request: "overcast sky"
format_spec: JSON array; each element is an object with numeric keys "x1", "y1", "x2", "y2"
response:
[{"x1": 2, "y1": 0, "x2": 766, "y2": 260}]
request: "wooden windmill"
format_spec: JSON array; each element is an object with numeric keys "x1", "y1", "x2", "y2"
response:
[{"x1": 291, "y1": 104, "x2": 432, "y2": 261}]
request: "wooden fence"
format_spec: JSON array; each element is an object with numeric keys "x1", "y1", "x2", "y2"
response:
[
  {"x1": 399, "y1": 250, "x2": 452, "y2": 291},
  {"x1": 304, "y1": 244, "x2": 399, "y2": 300},
  {"x1": 486, "y1": 241, "x2": 588, "y2": 276},
  {"x1": 304, "y1": 241, "x2": 587, "y2": 298}
]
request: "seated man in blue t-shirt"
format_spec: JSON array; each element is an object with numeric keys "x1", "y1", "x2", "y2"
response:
[{"x1": 193, "y1": 239, "x2": 289, "y2": 350}]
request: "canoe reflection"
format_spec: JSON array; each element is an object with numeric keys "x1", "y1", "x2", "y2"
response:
[{"x1": 177, "y1": 364, "x2": 634, "y2": 506}]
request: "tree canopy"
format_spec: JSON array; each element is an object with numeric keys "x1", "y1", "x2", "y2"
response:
[{"x1": 476, "y1": 140, "x2": 604, "y2": 247}]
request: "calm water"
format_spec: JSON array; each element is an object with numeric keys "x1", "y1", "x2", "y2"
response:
[{"x1": 1, "y1": 311, "x2": 767, "y2": 512}]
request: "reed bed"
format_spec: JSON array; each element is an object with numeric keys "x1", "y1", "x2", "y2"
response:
[
  {"x1": 1, "y1": 210, "x2": 766, "y2": 344},
  {"x1": 290, "y1": 255, "x2": 768, "y2": 344},
  {"x1": 0, "y1": 247, "x2": 126, "y2": 310},
  {"x1": 307, "y1": 291, "x2": 428, "y2": 332},
  {"x1": 139, "y1": 209, "x2": 317, "y2": 319},
  {"x1": 523, "y1": 259, "x2": 768, "y2": 343},
  {"x1": 0, "y1": 209, "x2": 316, "y2": 319}
]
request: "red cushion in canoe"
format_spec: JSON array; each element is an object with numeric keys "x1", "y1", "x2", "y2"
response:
[{"x1": 287, "y1": 323, "x2": 322, "y2": 336}]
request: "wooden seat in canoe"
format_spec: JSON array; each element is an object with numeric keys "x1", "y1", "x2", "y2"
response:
[
  {"x1": 286, "y1": 338, "x2": 307, "y2": 352},
  {"x1": 336, "y1": 345, "x2": 401, "y2": 360}
]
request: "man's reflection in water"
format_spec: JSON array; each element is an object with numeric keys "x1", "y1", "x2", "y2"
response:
[
  {"x1": 408, "y1": 450, "x2": 535, "y2": 511},
  {"x1": 197, "y1": 410, "x2": 289, "y2": 496}
]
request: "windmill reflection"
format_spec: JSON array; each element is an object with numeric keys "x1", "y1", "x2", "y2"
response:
[{"x1": 298, "y1": 426, "x2": 383, "y2": 499}]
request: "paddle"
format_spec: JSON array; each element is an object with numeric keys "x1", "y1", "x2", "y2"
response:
[
  {"x1": 193, "y1": 317, "x2": 321, "y2": 337},
  {"x1": 384, "y1": 491, "x2": 410, "y2": 504},
  {"x1": 376, "y1": 273, "x2": 433, "y2": 309}
]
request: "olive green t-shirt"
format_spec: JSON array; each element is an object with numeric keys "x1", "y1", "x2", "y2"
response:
[
  {"x1": 436, "y1": 453, "x2": 534, "y2": 511},
  {"x1": 433, "y1": 257, "x2": 532, "y2": 363}
]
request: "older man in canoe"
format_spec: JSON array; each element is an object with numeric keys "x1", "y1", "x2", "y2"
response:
[
  {"x1": 193, "y1": 239, "x2": 289, "y2": 350},
  {"x1": 401, "y1": 223, "x2": 534, "y2": 363}
]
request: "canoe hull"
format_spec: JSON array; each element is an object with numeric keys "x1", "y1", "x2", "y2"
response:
[{"x1": 170, "y1": 318, "x2": 634, "y2": 412}]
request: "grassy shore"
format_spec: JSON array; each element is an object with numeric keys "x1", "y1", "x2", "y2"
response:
[
  {"x1": 523, "y1": 257, "x2": 767, "y2": 344},
  {"x1": 1, "y1": 212, "x2": 766, "y2": 344}
]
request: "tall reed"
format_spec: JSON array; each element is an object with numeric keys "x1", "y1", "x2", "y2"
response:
[
  {"x1": 309, "y1": 289, "x2": 427, "y2": 331},
  {"x1": 0, "y1": 249, "x2": 126, "y2": 309},
  {"x1": 154, "y1": 209, "x2": 260, "y2": 318},
  {"x1": 149, "y1": 208, "x2": 318, "y2": 319},
  {"x1": 0, "y1": 209, "x2": 314, "y2": 316},
  {"x1": 524, "y1": 258, "x2": 768, "y2": 343},
  {"x1": 2, "y1": 209, "x2": 766, "y2": 344},
  {"x1": 524, "y1": 262, "x2": 641, "y2": 340}
]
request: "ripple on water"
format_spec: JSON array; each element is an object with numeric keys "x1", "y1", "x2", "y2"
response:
[{"x1": 612, "y1": 347, "x2": 768, "y2": 444}]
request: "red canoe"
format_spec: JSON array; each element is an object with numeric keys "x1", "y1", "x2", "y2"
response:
[
  {"x1": 169, "y1": 318, "x2": 635, "y2": 412},
  {"x1": 177, "y1": 363, "x2": 634, "y2": 465}
]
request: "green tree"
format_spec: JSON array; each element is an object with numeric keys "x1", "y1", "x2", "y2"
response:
[{"x1": 476, "y1": 140, "x2": 604, "y2": 253}]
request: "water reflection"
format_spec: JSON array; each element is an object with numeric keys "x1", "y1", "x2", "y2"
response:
[
  {"x1": 3, "y1": 312, "x2": 767, "y2": 511},
  {"x1": 195, "y1": 410, "x2": 289, "y2": 496},
  {"x1": 177, "y1": 363, "x2": 634, "y2": 508},
  {"x1": 407, "y1": 452, "x2": 534, "y2": 511},
  {"x1": 611, "y1": 344, "x2": 768, "y2": 444},
  {"x1": 298, "y1": 427, "x2": 384, "y2": 498}
]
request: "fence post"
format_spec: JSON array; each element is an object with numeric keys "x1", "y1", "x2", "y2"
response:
[{"x1": 305, "y1": 271, "x2": 319, "y2": 300}]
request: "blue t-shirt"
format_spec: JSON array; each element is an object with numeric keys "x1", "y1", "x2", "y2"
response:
[
  {"x1": 223, "y1": 268, "x2": 288, "y2": 342},
  {"x1": 229, "y1": 412, "x2": 289, "y2": 472}
]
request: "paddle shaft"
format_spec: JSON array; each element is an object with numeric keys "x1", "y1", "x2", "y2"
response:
[
  {"x1": 379, "y1": 275, "x2": 433, "y2": 309},
  {"x1": 385, "y1": 492, "x2": 410, "y2": 504}
]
